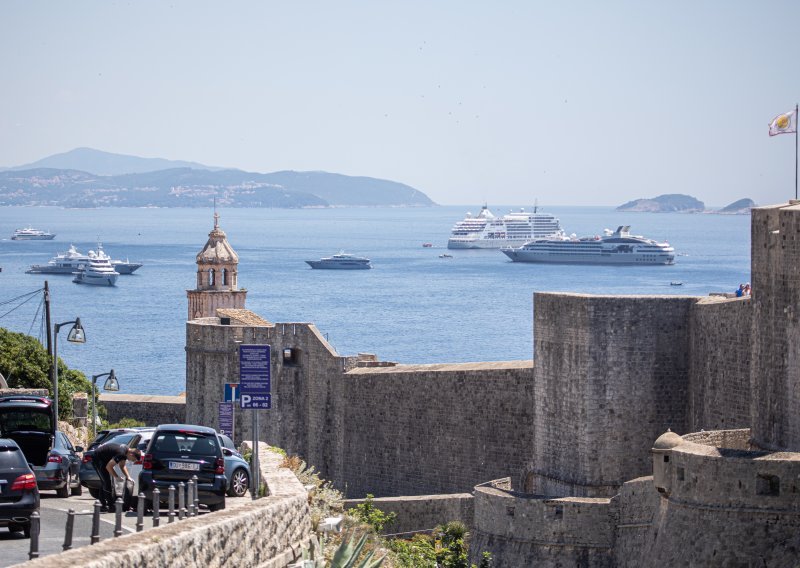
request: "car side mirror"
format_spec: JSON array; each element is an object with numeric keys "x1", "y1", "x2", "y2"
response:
[
  {"x1": 75, "y1": 446, "x2": 84, "y2": 453},
  {"x1": 222, "y1": 448, "x2": 233, "y2": 457}
]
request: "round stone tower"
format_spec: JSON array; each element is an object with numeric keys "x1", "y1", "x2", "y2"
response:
[{"x1": 186, "y1": 212, "x2": 247, "y2": 320}]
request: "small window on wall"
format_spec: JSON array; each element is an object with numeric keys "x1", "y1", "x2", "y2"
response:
[
  {"x1": 757, "y1": 474, "x2": 780, "y2": 496},
  {"x1": 283, "y1": 347, "x2": 300, "y2": 365}
]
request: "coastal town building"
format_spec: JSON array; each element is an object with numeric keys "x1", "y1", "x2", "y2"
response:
[{"x1": 176, "y1": 204, "x2": 800, "y2": 566}]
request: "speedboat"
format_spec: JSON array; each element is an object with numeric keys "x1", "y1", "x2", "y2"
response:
[
  {"x1": 305, "y1": 253, "x2": 372, "y2": 270},
  {"x1": 72, "y1": 253, "x2": 120, "y2": 286},
  {"x1": 11, "y1": 227, "x2": 55, "y2": 240},
  {"x1": 501, "y1": 226, "x2": 675, "y2": 265}
]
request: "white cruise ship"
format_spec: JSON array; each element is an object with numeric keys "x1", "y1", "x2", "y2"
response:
[
  {"x1": 501, "y1": 226, "x2": 675, "y2": 265},
  {"x1": 447, "y1": 205, "x2": 563, "y2": 249}
]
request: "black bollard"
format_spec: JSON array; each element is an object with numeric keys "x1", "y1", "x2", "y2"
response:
[
  {"x1": 63, "y1": 508, "x2": 75, "y2": 551},
  {"x1": 152, "y1": 487, "x2": 160, "y2": 527},
  {"x1": 192, "y1": 475, "x2": 200, "y2": 514},
  {"x1": 91, "y1": 500, "x2": 101, "y2": 544},
  {"x1": 28, "y1": 511, "x2": 40, "y2": 560},
  {"x1": 114, "y1": 497, "x2": 123, "y2": 537},
  {"x1": 178, "y1": 481, "x2": 186, "y2": 520},
  {"x1": 187, "y1": 479, "x2": 195, "y2": 517},
  {"x1": 168, "y1": 485, "x2": 176, "y2": 523},
  {"x1": 136, "y1": 492, "x2": 145, "y2": 532}
]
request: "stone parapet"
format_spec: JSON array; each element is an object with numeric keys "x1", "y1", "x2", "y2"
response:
[
  {"x1": 344, "y1": 493, "x2": 474, "y2": 535},
  {"x1": 16, "y1": 444, "x2": 311, "y2": 568},
  {"x1": 100, "y1": 393, "x2": 186, "y2": 426}
]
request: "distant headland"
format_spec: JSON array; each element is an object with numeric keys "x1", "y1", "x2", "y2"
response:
[
  {"x1": 0, "y1": 148, "x2": 435, "y2": 208},
  {"x1": 617, "y1": 193, "x2": 754, "y2": 214}
]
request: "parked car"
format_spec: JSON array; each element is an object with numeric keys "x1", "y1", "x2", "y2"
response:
[
  {"x1": 80, "y1": 428, "x2": 153, "y2": 499},
  {"x1": 35, "y1": 431, "x2": 83, "y2": 497},
  {"x1": 0, "y1": 395, "x2": 82, "y2": 496},
  {"x1": 138, "y1": 424, "x2": 227, "y2": 511},
  {"x1": 125, "y1": 429, "x2": 156, "y2": 506},
  {"x1": 218, "y1": 434, "x2": 251, "y2": 498},
  {"x1": 0, "y1": 439, "x2": 40, "y2": 537}
]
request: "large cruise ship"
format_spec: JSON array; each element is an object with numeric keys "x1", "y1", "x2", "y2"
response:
[
  {"x1": 501, "y1": 226, "x2": 675, "y2": 265},
  {"x1": 447, "y1": 205, "x2": 563, "y2": 249}
]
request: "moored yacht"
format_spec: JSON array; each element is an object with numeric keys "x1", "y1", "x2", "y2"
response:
[
  {"x1": 26, "y1": 244, "x2": 142, "y2": 275},
  {"x1": 306, "y1": 253, "x2": 372, "y2": 269},
  {"x1": 501, "y1": 226, "x2": 675, "y2": 265},
  {"x1": 72, "y1": 253, "x2": 120, "y2": 286},
  {"x1": 11, "y1": 227, "x2": 56, "y2": 240}
]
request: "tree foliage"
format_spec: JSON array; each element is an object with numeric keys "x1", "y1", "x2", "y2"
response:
[{"x1": 0, "y1": 327, "x2": 93, "y2": 420}]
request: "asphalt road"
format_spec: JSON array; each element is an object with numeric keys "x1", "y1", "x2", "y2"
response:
[{"x1": 1, "y1": 488, "x2": 244, "y2": 567}]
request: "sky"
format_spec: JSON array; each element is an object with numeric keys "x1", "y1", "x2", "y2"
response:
[{"x1": 2, "y1": 1, "x2": 800, "y2": 207}]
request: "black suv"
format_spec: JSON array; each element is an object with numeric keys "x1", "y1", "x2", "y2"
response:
[
  {"x1": 138, "y1": 424, "x2": 227, "y2": 511},
  {"x1": 0, "y1": 438, "x2": 40, "y2": 537}
]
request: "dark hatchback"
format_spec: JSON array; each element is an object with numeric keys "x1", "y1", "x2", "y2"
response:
[
  {"x1": 36, "y1": 431, "x2": 83, "y2": 497},
  {"x1": 138, "y1": 424, "x2": 227, "y2": 512},
  {"x1": 0, "y1": 439, "x2": 40, "y2": 537}
]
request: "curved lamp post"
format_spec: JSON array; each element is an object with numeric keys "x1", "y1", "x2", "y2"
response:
[
  {"x1": 91, "y1": 370, "x2": 119, "y2": 439},
  {"x1": 53, "y1": 318, "x2": 86, "y2": 421}
]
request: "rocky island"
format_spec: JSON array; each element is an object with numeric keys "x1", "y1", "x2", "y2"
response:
[
  {"x1": 716, "y1": 198, "x2": 755, "y2": 214},
  {"x1": 616, "y1": 193, "x2": 705, "y2": 212}
]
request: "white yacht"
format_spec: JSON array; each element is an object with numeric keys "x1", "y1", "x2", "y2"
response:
[
  {"x1": 72, "y1": 251, "x2": 120, "y2": 286},
  {"x1": 27, "y1": 244, "x2": 142, "y2": 275},
  {"x1": 306, "y1": 253, "x2": 372, "y2": 270},
  {"x1": 501, "y1": 226, "x2": 675, "y2": 265},
  {"x1": 447, "y1": 205, "x2": 563, "y2": 249},
  {"x1": 11, "y1": 227, "x2": 56, "y2": 240}
]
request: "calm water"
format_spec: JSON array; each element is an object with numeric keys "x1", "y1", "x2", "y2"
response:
[{"x1": 0, "y1": 206, "x2": 751, "y2": 395}]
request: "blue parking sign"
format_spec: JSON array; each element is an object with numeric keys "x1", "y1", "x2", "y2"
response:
[{"x1": 239, "y1": 344, "x2": 271, "y2": 410}]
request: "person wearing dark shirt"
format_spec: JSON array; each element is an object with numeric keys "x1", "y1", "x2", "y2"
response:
[{"x1": 92, "y1": 442, "x2": 141, "y2": 511}]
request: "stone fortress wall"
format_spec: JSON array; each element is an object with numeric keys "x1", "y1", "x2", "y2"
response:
[{"x1": 177, "y1": 203, "x2": 800, "y2": 566}]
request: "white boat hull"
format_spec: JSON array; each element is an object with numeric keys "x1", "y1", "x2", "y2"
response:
[
  {"x1": 448, "y1": 237, "x2": 532, "y2": 250},
  {"x1": 73, "y1": 272, "x2": 119, "y2": 286},
  {"x1": 501, "y1": 249, "x2": 674, "y2": 265}
]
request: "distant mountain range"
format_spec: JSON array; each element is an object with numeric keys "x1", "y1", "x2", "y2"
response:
[
  {"x1": 0, "y1": 148, "x2": 435, "y2": 208},
  {"x1": 617, "y1": 194, "x2": 754, "y2": 214}
]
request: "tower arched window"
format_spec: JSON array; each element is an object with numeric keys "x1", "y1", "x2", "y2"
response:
[
  {"x1": 222, "y1": 268, "x2": 228, "y2": 286},
  {"x1": 208, "y1": 268, "x2": 216, "y2": 287}
]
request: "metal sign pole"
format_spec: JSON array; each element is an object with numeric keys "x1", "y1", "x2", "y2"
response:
[
  {"x1": 252, "y1": 410, "x2": 259, "y2": 500},
  {"x1": 231, "y1": 384, "x2": 236, "y2": 443}
]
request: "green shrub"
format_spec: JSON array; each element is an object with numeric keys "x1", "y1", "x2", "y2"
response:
[
  {"x1": 105, "y1": 417, "x2": 146, "y2": 429},
  {"x1": 350, "y1": 494, "x2": 397, "y2": 534}
]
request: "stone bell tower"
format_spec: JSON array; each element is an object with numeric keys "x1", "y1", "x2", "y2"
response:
[{"x1": 187, "y1": 212, "x2": 247, "y2": 320}]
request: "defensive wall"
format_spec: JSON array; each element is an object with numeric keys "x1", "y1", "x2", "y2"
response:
[
  {"x1": 750, "y1": 203, "x2": 800, "y2": 451},
  {"x1": 469, "y1": 478, "x2": 615, "y2": 567},
  {"x1": 687, "y1": 297, "x2": 752, "y2": 431},
  {"x1": 186, "y1": 313, "x2": 535, "y2": 498},
  {"x1": 100, "y1": 393, "x2": 186, "y2": 426},
  {"x1": 343, "y1": 493, "x2": 474, "y2": 535},
  {"x1": 528, "y1": 293, "x2": 696, "y2": 498},
  {"x1": 17, "y1": 444, "x2": 311, "y2": 568}
]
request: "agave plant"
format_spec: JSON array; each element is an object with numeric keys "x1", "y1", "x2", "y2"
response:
[{"x1": 330, "y1": 531, "x2": 385, "y2": 568}]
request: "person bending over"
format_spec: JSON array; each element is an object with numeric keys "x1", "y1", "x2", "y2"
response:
[{"x1": 92, "y1": 442, "x2": 141, "y2": 511}]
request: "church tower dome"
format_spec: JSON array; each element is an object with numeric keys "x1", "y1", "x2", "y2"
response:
[{"x1": 187, "y1": 212, "x2": 247, "y2": 320}]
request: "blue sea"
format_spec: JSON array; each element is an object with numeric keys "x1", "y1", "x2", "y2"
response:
[{"x1": 0, "y1": 206, "x2": 751, "y2": 395}]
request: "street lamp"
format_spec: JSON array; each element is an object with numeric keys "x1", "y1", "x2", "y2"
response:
[
  {"x1": 91, "y1": 370, "x2": 119, "y2": 439},
  {"x1": 53, "y1": 318, "x2": 86, "y2": 421}
]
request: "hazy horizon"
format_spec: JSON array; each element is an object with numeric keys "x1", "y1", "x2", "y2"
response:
[{"x1": 2, "y1": 1, "x2": 799, "y2": 207}]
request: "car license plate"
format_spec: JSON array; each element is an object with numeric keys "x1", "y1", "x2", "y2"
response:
[{"x1": 169, "y1": 461, "x2": 200, "y2": 471}]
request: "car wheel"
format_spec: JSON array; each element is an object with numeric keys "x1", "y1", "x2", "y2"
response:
[
  {"x1": 88, "y1": 487, "x2": 100, "y2": 499},
  {"x1": 23, "y1": 525, "x2": 31, "y2": 538},
  {"x1": 228, "y1": 468, "x2": 249, "y2": 497},
  {"x1": 56, "y1": 473, "x2": 70, "y2": 498},
  {"x1": 71, "y1": 481, "x2": 83, "y2": 496},
  {"x1": 8, "y1": 524, "x2": 22, "y2": 534}
]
